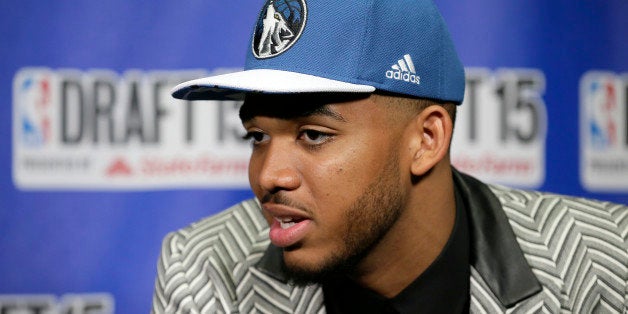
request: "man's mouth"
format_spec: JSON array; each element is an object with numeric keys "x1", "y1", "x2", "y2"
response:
[
  {"x1": 269, "y1": 217, "x2": 312, "y2": 248},
  {"x1": 276, "y1": 217, "x2": 305, "y2": 229},
  {"x1": 262, "y1": 201, "x2": 313, "y2": 248},
  {"x1": 264, "y1": 210, "x2": 311, "y2": 248}
]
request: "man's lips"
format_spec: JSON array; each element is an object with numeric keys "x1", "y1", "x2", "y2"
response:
[{"x1": 263, "y1": 203, "x2": 313, "y2": 248}]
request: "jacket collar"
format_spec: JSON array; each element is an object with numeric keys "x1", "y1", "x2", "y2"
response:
[
  {"x1": 256, "y1": 168, "x2": 542, "y2": 308},
  {"x1": 452, "y1": 169, "x2": 542, "y2": 307}
]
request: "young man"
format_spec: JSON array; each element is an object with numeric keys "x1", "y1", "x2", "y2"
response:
[{"x1": 153, "y1": 1, "x2": 627, "y2": 313}]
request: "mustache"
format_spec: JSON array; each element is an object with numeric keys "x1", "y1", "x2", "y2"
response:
[{"x1": 260, "y1": 193, "x2": 310, "y2": 213}]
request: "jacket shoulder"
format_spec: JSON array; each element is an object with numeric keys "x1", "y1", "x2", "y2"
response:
[
  {"x1": 487, "y1": 185, "x2": 628, "y2": 313},
  {"x1": 152, "y1": 199, "x2": 271, "y2": 313}
]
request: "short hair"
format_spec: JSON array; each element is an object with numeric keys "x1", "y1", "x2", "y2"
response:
[{"x1": 372, "y1": 91, "x2": 457, "y2": 126}]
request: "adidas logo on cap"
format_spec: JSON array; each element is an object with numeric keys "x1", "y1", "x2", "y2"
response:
[{"x1": 385, "y1": 54, "x2": 421, "y2": 86}]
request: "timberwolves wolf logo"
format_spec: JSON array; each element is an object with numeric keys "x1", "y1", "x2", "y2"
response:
[{"x1": 253, "y1": 0, "x2": 307, "y2": 58}]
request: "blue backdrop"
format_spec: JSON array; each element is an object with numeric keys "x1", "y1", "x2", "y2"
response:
[{"x1": 1, "y1": 1, "x2": 627, "y2": 313}]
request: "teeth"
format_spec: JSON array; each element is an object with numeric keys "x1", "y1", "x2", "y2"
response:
[{"x1": 276, "y1": 218, "x2": 297, "y2": 229}]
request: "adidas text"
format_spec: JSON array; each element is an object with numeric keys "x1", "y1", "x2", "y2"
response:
[{"x1": 386, "y1": 70, "x2": 421, "y2": 85}]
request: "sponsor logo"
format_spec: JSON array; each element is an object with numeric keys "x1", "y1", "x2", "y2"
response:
[
  {"x1": 253, "y1": 0, "x2": 307, "y2": 59},
  {"x1": 12, "y1": 68, "x2": 251, "y2": 190},
  {"x1": 106, "y1": 158, "x2": 133, "y2": 176},
  {"x1": 385, "y1": 54, "x2": 421, "y2": 85},
  {"x1": 451, "y1": 68, "x2": 547, "y2": 188},
  {"x1": 580, "y1": 71, "x2": 628, "y2": 191}
]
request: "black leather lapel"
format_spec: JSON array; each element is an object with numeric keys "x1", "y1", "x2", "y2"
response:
[{"x1": 453, "y1": 169, "x2": 542, "y2": 307}]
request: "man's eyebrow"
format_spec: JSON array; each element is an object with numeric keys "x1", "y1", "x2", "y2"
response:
[
  {"x1": 306, "y1": 106, "x2": 346, "y2": 122},
  {"x1": 239, "y1": 102, "x2": 347, "y2": 123}
]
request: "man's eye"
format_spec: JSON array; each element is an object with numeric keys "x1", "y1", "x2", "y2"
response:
[
  {"x1": 300, "y1": 130, "x2": 332, "y2": 145},
  {"x1": 242, "y1": 131, "x2": 269, "y2": 145}
]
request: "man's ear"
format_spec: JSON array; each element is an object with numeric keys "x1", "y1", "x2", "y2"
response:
[{"x1": 409, "y1": 105, "x2": 453, "y2": 176}]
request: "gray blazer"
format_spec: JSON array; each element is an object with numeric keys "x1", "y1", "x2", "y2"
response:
[{"x1": 152, "y1": 170, "x2": 627, "y2": 313}]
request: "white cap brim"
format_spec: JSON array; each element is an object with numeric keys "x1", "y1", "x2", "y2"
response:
[{"x1": 171, "y1": 69, "x2": 376, "y2": 100}]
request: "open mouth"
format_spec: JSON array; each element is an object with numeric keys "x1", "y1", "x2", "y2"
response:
[
  {"x1": 269, "y1": 216, "x2": 312, "y2": 248},
  {"x1": 276, "y1": 217, "x2": 305, "y2": 229},
  {"x1": 262, "y1": 202, "x2": 313, "y2": 247}
]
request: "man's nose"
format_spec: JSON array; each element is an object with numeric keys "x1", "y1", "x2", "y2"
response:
[{"x1": 255, "y1": 142, "x2": 302, "y2": 193}]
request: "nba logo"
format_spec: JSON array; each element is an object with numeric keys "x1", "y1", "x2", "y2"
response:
[
  {"x1": 13, "y1": 68, "x2": 54, "y2": 148},
  {"x1": 580, "y1": 71, "x2": 628, "y2": 191},
  {"x1": 581, "y1": 72, "x2": 621, "y2": 151}
]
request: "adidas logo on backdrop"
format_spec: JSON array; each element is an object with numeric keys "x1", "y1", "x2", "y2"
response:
[{"x1": 385, "y1": 54, "x2": 421, "y2": 85}]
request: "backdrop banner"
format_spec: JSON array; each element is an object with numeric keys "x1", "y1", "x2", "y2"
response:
[{"x1": 1, "y1": 1, "x2": 627, "y2": 313}]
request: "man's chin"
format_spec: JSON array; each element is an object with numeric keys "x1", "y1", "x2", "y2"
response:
[
  {"x1": 282, "y1": 253, "x2": 328, "y2": 286},
  {"x1": 282, "y1": 251, "x2": 357, "y2": 286},
  {"x1": 284, "y1": 263, "x2": 344, "y2": 286}
]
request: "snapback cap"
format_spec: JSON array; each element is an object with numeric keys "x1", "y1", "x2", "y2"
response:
[{"x1": 173, "y1": 0, "x2": 465, "y2": 104}]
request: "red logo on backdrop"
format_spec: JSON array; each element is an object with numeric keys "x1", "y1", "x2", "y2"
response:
[{"x1": 106, "y1": 158, "x2": 133, "y2": 176}]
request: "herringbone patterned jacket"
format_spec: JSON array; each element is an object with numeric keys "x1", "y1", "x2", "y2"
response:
[{"x1": 152, "y1": 171, "x2": 627, "y2": 313}]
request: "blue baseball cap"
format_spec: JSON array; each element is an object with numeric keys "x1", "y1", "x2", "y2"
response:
[{"x1": 172, "y1": 0, "x2": 465, "y2": 104}]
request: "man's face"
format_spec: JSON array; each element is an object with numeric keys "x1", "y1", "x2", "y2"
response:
[{"x1": 241, "y1": 94, "x2": 412, "y2": 283}]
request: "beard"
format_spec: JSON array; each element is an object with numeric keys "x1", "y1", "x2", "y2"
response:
[{"x1": 284, "y1": 153, "x2": 405, "y2": 286}]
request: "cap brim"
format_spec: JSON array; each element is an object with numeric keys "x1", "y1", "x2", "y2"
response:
[{"x1": 171, "y1": 69, "x2": 376, "y2": 100}]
